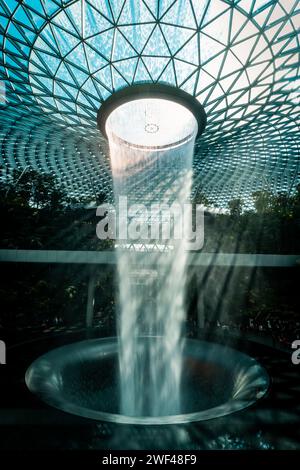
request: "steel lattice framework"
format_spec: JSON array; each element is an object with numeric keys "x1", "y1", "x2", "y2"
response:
[{"x1": 0, "y1": 0, "x2": 299, "y2": 206}]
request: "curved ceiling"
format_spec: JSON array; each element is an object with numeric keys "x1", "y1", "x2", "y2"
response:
[{"x1": 0, "y1": 0, "x2": 299, "y2": 206}]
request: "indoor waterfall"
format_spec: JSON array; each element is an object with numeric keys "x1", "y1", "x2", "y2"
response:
[{"x1": 106, "y1": 98, "x2": 198, "y2": 417}]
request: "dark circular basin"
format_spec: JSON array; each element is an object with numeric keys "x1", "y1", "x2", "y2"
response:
[{"x1": 25, "y1": 337, "x2": 269, "y2": 425}]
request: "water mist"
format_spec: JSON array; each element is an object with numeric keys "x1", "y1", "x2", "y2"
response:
[{"x1": 25, "y1": 86, "x2": 269, "y2": 428}]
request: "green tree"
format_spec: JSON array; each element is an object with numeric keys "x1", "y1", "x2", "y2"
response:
[
  {"x1": 228, "y1": 198, "x2": 244, "y2": 217},
  {"x1": 193, "y1": 188, "x2": 212, "y2": 207},
  {"x1": 4, "y1": 168, "x2": 67, "y2": 209},
  {"x1": 252, "y1": 190, "x2": 274, "y2": 214}
]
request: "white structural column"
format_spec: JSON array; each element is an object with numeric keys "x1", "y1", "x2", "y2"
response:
[
  {"x1": 197, "y1": 271, "x2": 205, "y2": 329},
  {"x1": 86, "y1": 267, "x2": 97, "y2": 328}
]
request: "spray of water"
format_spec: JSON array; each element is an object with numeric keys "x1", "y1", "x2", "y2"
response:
[{"x1": 106, "y1": 98, "x2": 197, "y2": 417}]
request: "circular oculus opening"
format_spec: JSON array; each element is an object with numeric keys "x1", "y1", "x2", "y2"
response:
[
  {"x1": 97, "y1": 83, "x2": 207, "y2": 142},
  {"x1": 105, "y1": 98, "x2": 198, "y2": 150}
]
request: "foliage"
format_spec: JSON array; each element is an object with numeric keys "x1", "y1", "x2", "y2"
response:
[
  {"x1": 1, "y1": 168, "x2": 68, "y2": 209},
  {"x1": 0, "y1": 169, "x2": 113, "y2": 250},
  {"x1": 228, "y1": 198, "x2": 243, "y2": 217},
  {"x1": 0, "y1": 169, "x2": 299, "y2": 253}
]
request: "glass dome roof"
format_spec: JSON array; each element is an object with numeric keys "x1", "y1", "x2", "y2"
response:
[{"x1": 0, "y1": 0, "x2": 299, "y2": 206}]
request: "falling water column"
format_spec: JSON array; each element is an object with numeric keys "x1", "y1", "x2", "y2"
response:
[{"x1": 105, "y1": 97, "x2": 198, "y2": 417}]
